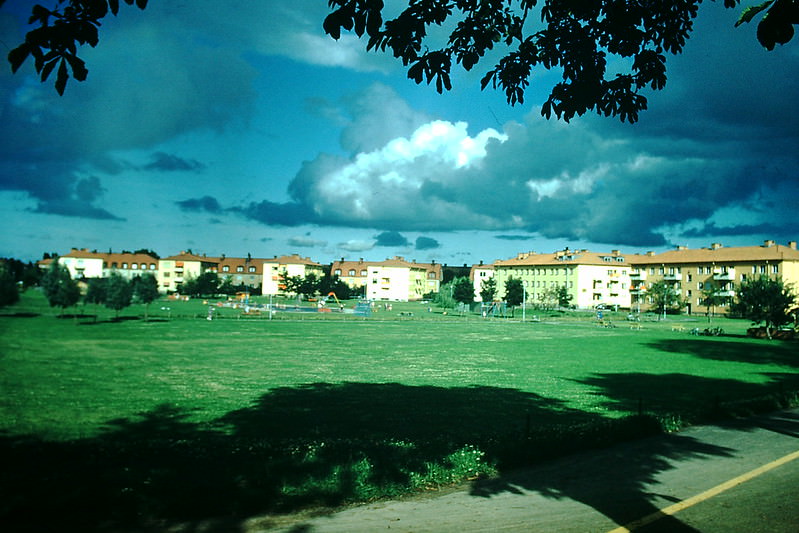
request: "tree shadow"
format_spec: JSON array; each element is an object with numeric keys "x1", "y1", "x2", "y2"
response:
[
  {"x1": 2, "y1": 378, "x2": 794, "y2": 532},
  {"x1": 0, "y1": 383, "x2": 593, "y2": 532},
  {"x1": 0, "y1": 312, "x2": 40, "y2": 318},
  {"x1": 470, "y1": 373, "x2": 799, "y2": 531},
  {"x1": 646, "y1": 338, "x2": 799, "y2": 368}
]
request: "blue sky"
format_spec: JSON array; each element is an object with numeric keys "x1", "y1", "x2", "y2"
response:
[{"x1": 1, "y1": 1, "x2": 798, "y2": 264}]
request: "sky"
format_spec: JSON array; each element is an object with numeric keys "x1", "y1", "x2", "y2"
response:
[{"x1": 1, "y1": 1, "x2": 798, "y2": 265}]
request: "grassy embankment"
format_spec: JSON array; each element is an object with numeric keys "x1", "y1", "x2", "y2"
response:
[{"x1": 1, "y1": 290, "x2": 797, "y2": 530}]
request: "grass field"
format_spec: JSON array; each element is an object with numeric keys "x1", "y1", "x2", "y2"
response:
[{"x1": 1, "y1": 290, "x2": 797, "y2": 531}]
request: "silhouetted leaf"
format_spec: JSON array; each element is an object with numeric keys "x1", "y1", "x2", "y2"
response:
[
  {"x1": 736, "y1": 1, "x2": 774, "y2": 27},
  {"x1": 55, "y1": 58, "x2": 68, "y2": 95},
  {"x1": 7, "y1": 44, "x2": 30, "y2": 74}
]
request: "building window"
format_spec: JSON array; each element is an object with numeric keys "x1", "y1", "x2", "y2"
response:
[
  {"x1": 132, "y1": 263, "x2": 138, "y2": 269},
  {"x1": 122, "y1": 262, "x2": 128, "y2": 269},
  {"x1": 334, "y1": 269, "x2": 341, "y2": 275},
  {"x1": 772, "y1": 264, "x2": 779, "y2": 274},
  {"x1": 760, "y1": 265, "x2": 766, "y2": 274},
  {"x1": 349, "y1": 269, "x2": 356, "y2": 276},
  {"x1": 361, "y1": 269, "x2": 367, "y2": 276},
  {"x1": 237, "y1": 266, "x2": 244, "y2": 272},
  {"x1": 150, "y1": 264, "x2": 156, "y2": 270},
  {"x1": 222, "y1": 266, "x2": 230, "y2": 272}
]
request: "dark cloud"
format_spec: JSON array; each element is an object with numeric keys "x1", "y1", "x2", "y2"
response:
[
  {"x1": 144, "y1": 152, "x2": 205, "y2": 172},
  {"x1": 233, "y1": 200, "x2": 318, "y2": 226},
  {"x1": 176, "y1": 196, "x2": 223, "y2": 213},
  {"x1": 682, "y1": 222, "x2": 796, "y2": 238},
  {"x1": 374, "y1": 231, "x2": 409, "y2": 247},
  {"x1": 415, "y1": 236, "x2": 440, "y2": 250},
  {"x1": 495, "y1": 235, "x2": 535, "y2": 241}
]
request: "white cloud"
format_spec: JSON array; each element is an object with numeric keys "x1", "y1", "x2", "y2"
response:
[{"x1": 338, "y1": 239, "x2": 376, "y2": 253}]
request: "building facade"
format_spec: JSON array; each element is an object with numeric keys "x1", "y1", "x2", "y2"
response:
[
  {"x1": 493, "y1": 248, "x2": 632, "y2": 309},
  {"x1": 365, "y1": 257, "x2": 428, "y2": 301},
  {"x1": 261, "y1": 254, "x2": 326, "y2": 296},
  {"x1": 157, "y1": 252, "x2": 218, "y2": 293},
  {"x1": 630, "y1": 240, "x2": 799, "y2": 314}
]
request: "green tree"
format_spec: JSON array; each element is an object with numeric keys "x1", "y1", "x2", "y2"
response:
[
  {"x1": 41, "y1": 258, "x2": 80, "y2": 316},
  {"x1": 479, "y1": 276, "x2": 497, "y2": 303},
  {"x1": 182, "y1": 271, "x2": 220, "y2": 298},
  {"x1": 133, "y1": 273, "x2": 160, "y2": 321},
  {"x1": 731, "y1": 276, "x2": 797, "y2": 339},
  {"x1": 700, "y1": 282, "x2": 727, "y2": 324},
  {"x1": 648, "y1": 280, "x2": 682, "y2": 319},
  {"x1": 504, "y1": 276, "x2": 524, "y2": 316},
  {"x1": 555, "y1": 285, "x2": 573, "y2": 309},
  {"x1": 0, "y1": 265, "x2": 20, "y2": 308},
  {"x1": 10, "y1": 1, "x2": 798, "y2": 121},
  {"x1": 84, "y1": 277, "x2": 108, "y2": 306},
  {"x1": 452, "y1": 276, "x2": 474, "y2": 305},
  {"x1": 105, "y1": 273, "x2": 132, "y2": 318}
]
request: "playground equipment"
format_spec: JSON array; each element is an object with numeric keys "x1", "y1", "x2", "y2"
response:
[{"x1": 481, "y1": 301, "x2": 508, "y2": 318}]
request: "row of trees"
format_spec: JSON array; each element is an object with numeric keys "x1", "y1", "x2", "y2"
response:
[
  {"x1": 645, "y1": 277, "x2": 797, "y2": 336},
  {"x1": 41, "y1": 260, "x2": 160, "y2": 319},
  {"x1": 435, "y1": 275, "x2": 573, "y2": 314}
]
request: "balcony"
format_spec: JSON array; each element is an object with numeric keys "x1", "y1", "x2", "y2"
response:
[
  {"x1": 713, "y1": 269, "x2": 736, "y2": 281},
  {"x1": 629, "y1": 271, "x2": 647, "y2": 280},
  {"x1": 718, "y1": 290, "x2": 736, "y2": 298},
  {"x1": 663, "y1": 272, "x2": 682, "y2": 281},
  {"x1": 630, "y1": 286, "x2": 647, "y2": 294}
]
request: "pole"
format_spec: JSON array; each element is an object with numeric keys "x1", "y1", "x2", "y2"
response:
[{"x1": 522, "y1": 283, "x2": 526, "y2": 322}]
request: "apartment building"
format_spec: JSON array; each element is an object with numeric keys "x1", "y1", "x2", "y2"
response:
[
  {"x1": 58, "y1": 249, "x2": 159, "y2": 280},
  {"x1": 157, "y1": 252, "x2": 218, "y2": 293},
  {"x1": 210, "y1": 256, "x2": 266, "y2": 290},
  {"x1": 470, "y1": 262, "x2": 495, "y2": 302},
  {"x1": 493, "y1": 248, "x2": 632, "y2": 309},
  {"x1": 365, "y1": 257, "x2": 428, "y2": 301},
  {"x1": 261, "y1": 254, "x2": 326, "y2": 296},
  {"x1": 630, "y1": 240, "x2": 799, "y2": 314}
]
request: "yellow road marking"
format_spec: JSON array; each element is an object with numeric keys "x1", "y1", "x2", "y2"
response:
[{"x1": 608, "y1": 449, "x2": 799, "y2": 532}]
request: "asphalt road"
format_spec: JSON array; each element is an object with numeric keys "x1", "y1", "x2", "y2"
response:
[{"x1": 259, "y1": 408, "x2": 799, "y2": 533}]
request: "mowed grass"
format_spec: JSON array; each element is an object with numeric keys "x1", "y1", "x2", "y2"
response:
[{"x1": 1, "y1": 290, "x2": 797, "y2": 530}]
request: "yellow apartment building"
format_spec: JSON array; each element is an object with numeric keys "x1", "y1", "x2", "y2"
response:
[
  {"x1": 261, "y1": 254, "x2": 326, "y2": 296},
  {"x1": 365, "y1": 257, "x2": 428, "y2": 301},
  {"x1": 157, "y1": 252, "x2": 218, "y2": 293},
  {"x1": 629, "y1": 240, "x2": 799, "y2": 314},
  {"x1": 494, "y1": 248, "x2": 633, "y2": 309}
]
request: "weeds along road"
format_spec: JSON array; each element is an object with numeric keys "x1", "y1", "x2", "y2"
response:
[{"x1": 262, "y1": 408, "x2": 799, "y2": 533}]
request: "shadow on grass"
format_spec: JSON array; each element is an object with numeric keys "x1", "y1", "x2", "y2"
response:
[
  {"x1": 1, "y1": 379, "x2": 795, "y2": 532},
  {"x1": 0, "y1": 312, "x2": 40, "y2": 318},
  {"x1": 470, "y1": 373, "x2": 799, "y2": 532},
  {"x1": 646, "y1": 338, "x2": 799, "y2": 367}
]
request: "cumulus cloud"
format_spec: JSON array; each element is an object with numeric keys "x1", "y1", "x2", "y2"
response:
[
  {"x1": 415, "y1": 236, "x2": 441, "y2": 250},
  {"x1": 287, "y1": 235, "x2": 328, "y2": 248},
  {"x1": 374, "y1": 231, "x2": 409, "y2": 247},
  {"x1": 144, "y1": 152, "x2": 205, "y2": 172},
  {"x1": 176, "y1": 196, "x2": 223, "y2": 213},
  {"x1": 338, "y1": 239, "x2": 376, "y2": 253}
]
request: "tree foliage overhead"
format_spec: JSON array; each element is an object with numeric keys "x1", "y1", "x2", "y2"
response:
[
  {"x1": 7, "y1": 0, "x2": 148, "y2": 95},
  {"x1": 324, "y1": 0, "x2": 798, "y2": 123},
  {"x1": 6, "y1": 1, "x2": 798, "y2": 119}
]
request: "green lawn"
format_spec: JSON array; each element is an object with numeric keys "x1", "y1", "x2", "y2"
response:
[{"x1": 1, "y1": 290, "x2": 797, "y2": 530}]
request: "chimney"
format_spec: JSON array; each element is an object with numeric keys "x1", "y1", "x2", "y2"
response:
[
  {"x1": 764, "y1": 239, "x2": 776, "y2": 247},
  {"x1": 612, "y1": 249, "x2": 620, "y2": 256},
  {"x1": 646, "y1": 251, "x2": 655, "y2": 256},
  {"x1": 789, "y1": 241, "x2": 797, "y2": 250},
  {"x1": 711, "y1": 243, "x2": 722, "y2": 250},
  {"x1": 676, "y1": 245, "x2": 688, "y2": 251}
]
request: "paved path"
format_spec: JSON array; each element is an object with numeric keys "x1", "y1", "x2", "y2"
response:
[{"x1": 257, "y1": 408, "x2": 799, "y2": 532}]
